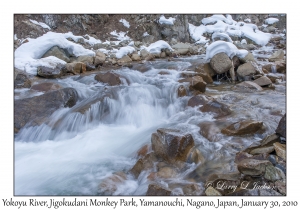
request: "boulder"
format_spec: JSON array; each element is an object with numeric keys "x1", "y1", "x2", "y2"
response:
[
  {"x1": 233, "y1": 81, "x2": 263, "y2": 92},
  {"x1": 151, "y1": 128, "x2": 195, "y2": 163},
  {"x1": 130, "y1": 153, "x2": 156, "y2": 178},
  {"x1": 37, "y1": 64, "x2": 66, "y2": 78},
  {"x1": 140, "y1": 49, "x2": 150, "y2": 59},
  {"x1": 237, "y1": 159, "x2": 272, "y2": 176},
  {"x1": 14, "y1": 88, "x2": 78, "y2": 133},
  {"x1": 172, "y1": 43, "x2": 190, "y2": 55},
  {"x1": 160, "y1": 51, "x2": 166, "y2": 58},
  {"x1": 186, "y1": 146, "x2": 205, "y2": 164},
  {"x1": 221, "y1": 120, "x2": 263, "y2": 136},
  {"x1": 273, "y1": 142, "x2": 286, "y2": 161},
  {"x1": 157, "y1": 166, "x2": 177, "y2": 179},
  {"x1": 264, "y1": 165, "x2": 285, "y2": 181},
  {"x1": 203, "y1": 63, "x2": 217, "y2": 77},
  {"x1": 198, "y1": 122, "x2": 222, "y2": 142},
  {"x1": 268, "y1": 50, "x2": 285, "y2": 62},
  {"x1": 177, "y1": 85, "x2": 187, "y2": 97},
  {"x1": 117, "y1": 55, "x2": 132, "y2": 66},
  {"x1": 131, "y1": 53, "x2": 141, "y2": 61},
  {"x1": 30, "y1": 82, "x2": 61, "y2": 92},
  {"x1": 187, "y1": 95, "x2": 211, "y2": 107},
  {"x1": 200, "y1": 100, "x2": 232, "y2": 118},
  {"x1": 42, "y1": 46, "x2": 70, "y2": 62},
  {"x1": 73, "y1": 55, "x2": 94, "y2": 65},
  {"x1": 94, "y1": 51, "x2": 106, "y2": 66},
  {"x1": 239, "y1": 52, "x2": 256, "y2": 63},
  {"x1": 146, "y1": 184, "x2": 171, "y2": 196},
  {"x1": 236, "y1": 62, "x2": 257, "y2": 78},
  {"x1": 266, "y1": 73, "x2": 282, "y2": 83},
  {"x1": 275, "y1": 114, "x2": 286, "y2": 138},
  {"x1": 275, "y1": 60, "x2": 286, "y2": 73},
  {"x1": 14, "y1": 70, "x2": 31, "y2": 89},
  {"x1": 178, "y1": 76, "x2": 206, "y2": 93},
  {"x1": 194, "y1": 66, "x2": 214, "y2": 84},
  {"x1": 65, "y1": 62, "x2": 86, "y2": 74},
  {"x1": 252, "y1": 76, "x2": 272, "y2": 87},
  {"x1": 210, "y1": 52, "x2": 232, "y2": 74},
  {"x1": 275, "y1": 180, "x2": 286, "y2": 195},
  {"x1": 94, "y1": 72, "x2": 121, "y2": 86},
  {"x1": 232, "y1": 56, "x2": 240, "y2": 68}
]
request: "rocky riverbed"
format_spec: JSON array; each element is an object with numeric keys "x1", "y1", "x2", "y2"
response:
[{"x1": 14, "y1": 14, "x2": 286, "y2": 196}]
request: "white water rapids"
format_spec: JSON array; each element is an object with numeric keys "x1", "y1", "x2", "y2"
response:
[{"x1": 14, "y1": 56, "x2": 286, "y2": 195}]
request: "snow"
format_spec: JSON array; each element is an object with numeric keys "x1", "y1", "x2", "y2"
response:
[
  {"x1": 212, "y1": 32, "x2": 233, "y2": 43},
  {"x1": 145, "y1": 40, "x2": 173, "y2": 54},
  {"x1": 14, "y1": 32, "x2": 95, "y2": 75},
  {"x1": 110, "y1": 30, "x2": 131, "y2": 41},
  {"x1": 119, "y1": 19, "x2": 130, "y2": 28},
  {"x1": 14, "y1": 34, "x2": 18, "y2": 40},
  {"x1": 159, "y1": 15, "x2": 176, "y2": 25},
  {"x1": 244, "y1": 18, "x2": 251, "y2": 23},
  {"x1": 97, "y1": 48, "x2": 109, "y2": 54},
  {"x1": 116, "y1": 46, "x2": 135, "y2": 59},
  {"x1": 29, "y1": 19, "x2": 51, "y2": 30},
  {"x1": 143, "y1": 32, "x2": 149, "y2": 37},
  {"x1": 205, "y1": 40, "x2": 248, "y2": 61},
  {"x1": 265, "y1": 18, "x2": 279, "y2": 25},
  {"x1": 84, "y1": 35, "x2": 102, "y2": 45},
  {"x1": 241, "y1": 39, "x2": 247, "y2": 44},
  {"x1": 189, "y1": 14, "x2": 273, "y2": 46}
]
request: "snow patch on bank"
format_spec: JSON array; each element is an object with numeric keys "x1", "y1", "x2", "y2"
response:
[
  {"x1": 14, "y1": 32, "x2": 95, "y2": 75},
  {"x1": 189, "y1": 14, "x2": 273, "y2": 46},
  {"x1": 116, "y1": 46, "x2": 135, "y2": 59},
  {"x1": 265, "y1": 18, "x2": 279, "y2": 25},
  {"x1": 119, "y1": 19, "x2": 130, "y2": 28},
  {"x1": 110, "y1": 31, "x2": 131, "y2": 41},
  {"x1": 30, "y1": 19, "x2": 51, "y2": 30},
  {"x1": 206, "y1": 40, "x2": 248, "y2": 61},
  {"x1": 159, "y1": 15, "x2": 176, "y2": 25}
]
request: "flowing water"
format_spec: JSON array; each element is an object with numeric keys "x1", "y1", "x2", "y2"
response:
[{"x1": 14, "y1": 55, "x2": 286, "y2": 195}]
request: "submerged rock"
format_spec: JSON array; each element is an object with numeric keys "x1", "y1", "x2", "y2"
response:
[
  {"x1": 179, "y1": 76, "x2": 206, "y2": 93},
  {"x1": 14, "y1": 69, "x2": 31, "y2": 89},
  {"x1": 233, "y1": 81, "x2": 263, "y2": 92},
  {"x1": 221, "y1": 120, "x2": 263, "y2": 136},
  {"x1": 268, "y1": 50, "x2": 285, "y2": 62},
  {"x1": 94, "y1": 72, "x2": 122, "y2": 86},
  {"x1": 30, "y1": 82, "x2": 62, "y2": 92},
  {"x1": 200, "y1": 100, "x2": 232, "y2": 118}
]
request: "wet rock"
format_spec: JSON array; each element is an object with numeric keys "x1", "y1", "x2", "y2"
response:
[
  {"x1": 232, "y1": 56, "x2": 240, "y2": 68},
  {"x1": 14, "y1": 70, "x2": 31, "y2": 89},
  {"x1": 94, "y1": 51, "x2": 106, "y2": 66},
  {"x1": 146, "y1": 184, "x2": 171, "y2": 196},
  {"x1": 252, "y1": 76, "x2": 272, "y2": 87},
  {"x1": 275, "y1": 180, "x2": 286, "y2": 195},
  {"x1": 235, "y1": 152, "x2": 253, "y2": 164},
  {"x1": 145, "y1": 54, "x2": 155, "y2": 61},
  {"x1": 269, "y1": 50, "x2": 285, "y2": 62},
  {"x1": 200, "y1": 100, "x2": 232, "y2": 118},
  {"x1": 187, "y1": 95, "x2": 211, "y2": 107},
  {"x1": 266, "y1": 73, "x2": 282, "y2": 83},
  {"x1": 186, "y1": 146, "x2": 205, "y2": 164},
  {"x1": 14, "y1": 88, "x2": 78, "y2": 133},
  {"x1": 131, "y1": 53, "x2": 141, "y2": 61},
  {"x1": 178, "y1": 76, "x2": 206, "y2": 93},
  {"x1": 177, "y1": 85, "x2": 187, "y2": 97},
  {"x1": 222, "y1": 120, "x2": 263, "y2": 136},
  {"x1": 37, "y1": 63, "x2": 66, "y2": 78},
  {"x1": 66, "y1": 62, "x2": 86, "y2": 74},
  {"x1": 274, "y1": 60, "x2": 286, "y2": 73},
  {"x1": 30, "y1": 82, "x2": 61, "y2": 92},
  {"x1": 151, "y1": 129, "x2": 195, "y2": 163},
  {"x1": 236, "y1": 62, "x2": 257, "y2": 79},
  {"x1": 205, "y1": 186, "x2": 222, "y2": 196},
  {"x1": 98, "y1": 172, "x2": 127, "y2": 195},
  {"x1": 237, "y1": 159, "x2": 272, "y2": 176},
  {"x1": 273, "y1": 142, "x2": 286, "y2": 161},
  {"x1": 210, "y1": 52, "x2": 232, "y2": 74},
  {"x1": 157, "y1": 166, "x2": 177, "y2": 179},
  {"x1": 198, "y1": 122, "x2": 222, "y2": 142},
  {"x1": 227, "y1": 189, "x2": 281, "y2": 196},
  {"x1": 276, "y1": 114, "x2": 286, "y2": 138},
  {"x1": 264, "y1": 164, "x2": 285, "y2": 181},
  {"x1": 130, "y1": 153, "x2": 156, "y2": 178},
  {"x1": 94, "y1": 72, "x2": 121, "y2": 86},
  {"x1": 233, "y1": 81, "x2": 263, "y2": 92},
  {"x1": 203, "y1": 63, "x2": 217, "y2": 77},
  {"x1": 117, "y1": 55, "x2": 132, "y2": 66},
  {"x1": 181, "y1": 183, "x2": 203, "y2": 196},
  {"x1": 136, "y1": 144, "x2": 150, "y2": 158},
  {"x1": 42, "y1": 46, "x2": 70, "y2": 62},
  {"x1": 249, "y1": 146, "x2": 274, "y2": 155}
]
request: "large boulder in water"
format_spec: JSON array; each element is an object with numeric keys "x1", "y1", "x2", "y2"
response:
[
  {"x1": 200, "y1": 100, "x2": 232, "y2": 118},
  {"x1": 37, "y1": 63, "x2": 67, "y2": 78},
  {"x1": 236, "y1": 62, "x2": 257, "y2": 79},
  {"x1": 209, "y1": 52, "x2": 232, "y2": 74},
  {"x1": 14, "y1": 88, "x2": 78, "y2": 133}
]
